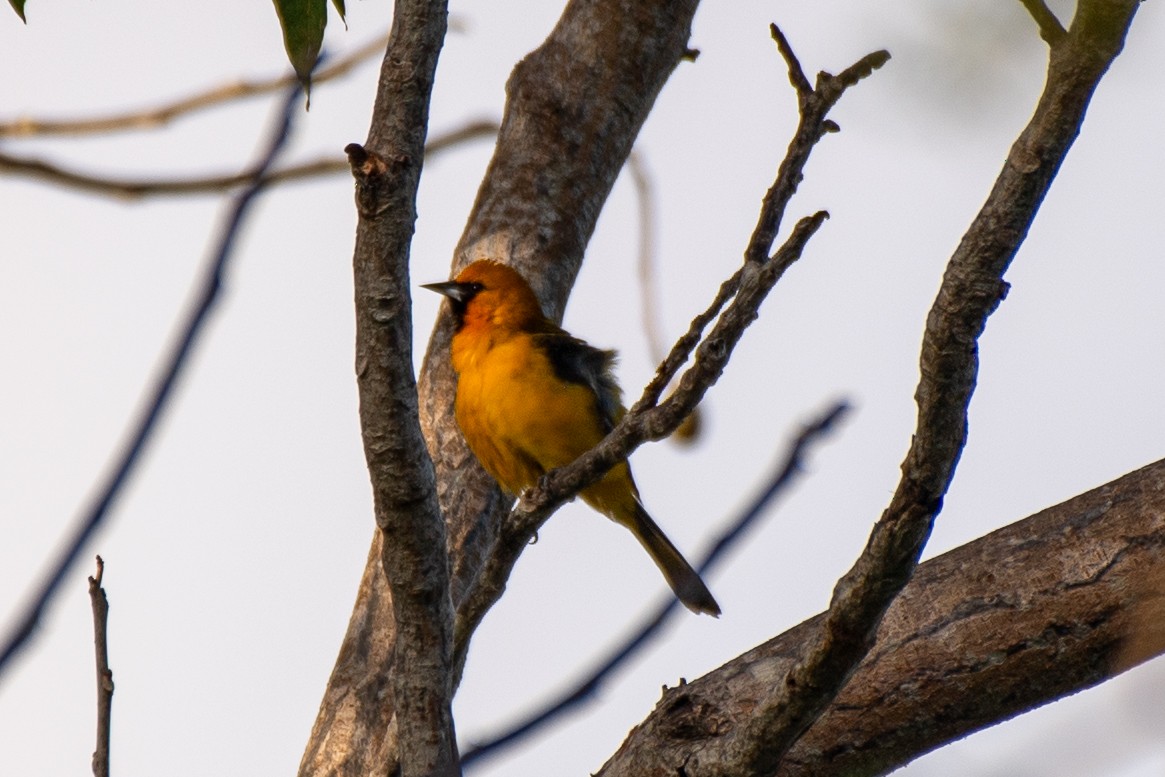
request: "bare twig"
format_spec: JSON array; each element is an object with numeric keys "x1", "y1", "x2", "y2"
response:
[
  {"x1": 628, "y1": 151, "x2": 664, "y2": 366},
  {"x1": 1020, "y1": 0, "x2": 1068, "y2": 45},
  {"x1": 88, "y1": 557, "x2": 113, "y2": 777},
  {"x1": 628, "y1": 151, "x2": 702, "y2": 443},
  {"x1": 770, "y1": 23, "x2": 812, "y2": 97},
  {"x1": 613, "y1": 26, "x2": 851, "y2": 421},
  {"x1": 459, "y1": 401, "x2": 850, "y2": 769},
  {"x1": 454, "y1": 210, "x2": 829, "y2": 669},
  {"x1": 0, "y1": 151, "x2": 343, "y2": 198},
  {"x1": 0, "y1": 34, "x2": 387, "y2": 138},
  {"x1": 632, "y1": 35, "x2": 888, "y2": 415},
  {"x1": 745, "y1": 27, "x2": 889, "y2": 266},
  {"x1": 599, "y1": 458, "x2": 1165, "y2": 776},
  {"x1": 452, "y1": 38, "x2": 887, "y2": 669},
  {"x1": 0, "y1": 120, "x2": 498, "y2": 199},
  {"x1": 727, "y1": 4, "x2": 1142, "y2": 772},
  {"x1": 0, "y1": 83, "x2": 302, "y2": 679}
]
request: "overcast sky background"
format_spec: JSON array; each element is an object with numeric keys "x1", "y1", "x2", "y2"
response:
[{"x1": 2, "y1": 1, "x2": 1163, "y2": 775}]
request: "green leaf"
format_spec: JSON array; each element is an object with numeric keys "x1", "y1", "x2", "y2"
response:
[
  {"x1": 272, "y1": 0, "x2": 327, "y2": 96},
  {"x1": 8, "y1": 0, "x2": 27, "y2": 22},
  {"x1": 330, "y1": 0, "x2": 346, "y2": 26}
]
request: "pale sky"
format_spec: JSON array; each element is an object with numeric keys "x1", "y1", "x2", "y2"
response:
[{"x1": 2, "y1": 1, "x2": 1163, "y2": 776}]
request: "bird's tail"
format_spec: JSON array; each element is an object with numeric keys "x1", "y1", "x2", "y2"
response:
[{"x1": 628, "y1": 504, "x2": 721, "y2": 617}]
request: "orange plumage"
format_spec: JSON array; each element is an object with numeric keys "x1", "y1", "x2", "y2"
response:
[{"x1": 424, "y1": 260, "x2": 719, "y2": 616}]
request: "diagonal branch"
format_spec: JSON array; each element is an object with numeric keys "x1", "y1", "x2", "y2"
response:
[
  {"x1": 0, "y1": 84, "x2": 302, "y2": 680},
  {"x1": 0, "y1": 34, "x2": 388, "y2": 138},
  {"x1": 1021, "y1": 0, "x2": 1068, "y2": 45},
  {"x1": 0, "y1": 120, "x2": 498, "y2": 199},
  {"x1": 458, "y1": 401, "x2": 849, "y2": 769},
  {"x1": 744, "y1": 30, "x2": 888, "y2": 266},
  {"x1": 600, "y1": 458, "x2": 1165, "y2": 776},
  {"x1": 727, "y1": 2, "x2": 1143, "y2": 771},
  {"x1": 597, "y1": 2, "x2": 1144, "y2": 773},
  {"x1": 452, "y1": 36, "x2": 888, "y2": 674},
  {"x1": 635, "y1": 38, "x2": 888, "y2": 414}
]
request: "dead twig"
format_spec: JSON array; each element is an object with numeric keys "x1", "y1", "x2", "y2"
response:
[
  {"x1": 1020, "y1": 0, "x2": 1068, "y2": 45},
  {"x1": 0, "y1": 34, "x2": 387, "y2": 138},
  {"x1": 628, "y1": 150, "x2": 702, "y2": 443},
  {"x1": 0, "y1": 120, "x2": 498, "y2": 199},
  {"x1": 88, "y1": 557, "x2": 113, "y2": 777},
  {"x1": 453, "y1": 30, "x2": 887, "y2": 667},
  {"x1": 459, "y1": 401, "x2": 849, "y2": 769}
]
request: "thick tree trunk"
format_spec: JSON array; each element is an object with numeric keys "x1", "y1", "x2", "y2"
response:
[
  {"x1": 597, "y1": 458, "x2": 1165, "y2": 776},
  {"x1": 300, "y1": 1, "x2": 701, "y2": 774},
  {"x1": 302, "y1": 0, "x2": 1152, "y2": 773}
]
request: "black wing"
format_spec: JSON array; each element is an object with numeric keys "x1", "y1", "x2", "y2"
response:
[{"x1": 534, "y1": 332, "x2": 623, "y2": 433}]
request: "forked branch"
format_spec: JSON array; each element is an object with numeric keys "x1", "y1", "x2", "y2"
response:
[
  {"x1": 597, "y1": 2, "x2": 1143, "y2": 773},
  {"x1": 452, "y1": 30, "x2": 888, "y2": 671}
]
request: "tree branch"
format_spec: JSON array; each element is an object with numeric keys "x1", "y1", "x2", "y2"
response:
[
  {"x1": 88, "y1": 557, "x2": 113, "y2": 777},
  {"x1": 452, "y1": 35, "x2": 887, "y2": 678},
  {"x1": 459, "y1": 401, "x2": 849, "y2": 769},
  {"x1": 0, "y1": 120, "x2": 498, "y2": 199},
  {"x1": 1020, "y1": 0, "x2": 1068, "y2": 45},
  {"x1": 598, "y1": 2, "x2": 1143, "y2": 772},
  {"x1": 299, "y1": 2, "x2": 455, "y2": 776},
  {"x1": 304, "y1": 2, "x2": 707, "y2": 770},
  {"x1": 0, "y1": 33, "x2": 388, "y2": 138},
  {"x1": 0, "y1": 84, "x2": 301, "y2": 680},
  {"x1": 417, "y1": 0, "x2": 710, "y2": 637},
  {"x1": 435, "y1": 0, "x2": 706, "y2": 669},
  {"x1": 742, "y1": 26, "x2": 888, "y2": 267},
  {"x1": 599, "y1": 457, "x2": 1165, "y2": 776}
]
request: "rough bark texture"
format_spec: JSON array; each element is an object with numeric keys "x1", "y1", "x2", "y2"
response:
[
  {"x1": 595, "y1": 1, "x2": 1144, "y2": 773},
  {"x1": 596, "y1": 458, "x2": 1165, "y2": 777},
  {"x1": 300, "y1": 1, "x2": 454, "y2": 776},
  {"x1": 445, "y1": 32, "x2": 889, "y2": 685},
  {"x1": 303, "y1": 0, "x2": 701, "y2": 773},
  {"x1": 301, "y1": 0, "x2": 1152, "y2": 773},
  {"x1": 420, "y1": 0, "x2": 703, "y2": 615}
]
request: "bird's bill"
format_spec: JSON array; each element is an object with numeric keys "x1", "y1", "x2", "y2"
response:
[{"x1": 421, "y1": 280, "x2": 476, "y2": 304}]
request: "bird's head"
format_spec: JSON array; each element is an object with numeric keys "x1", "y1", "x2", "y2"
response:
[{"x1": 423, "y1": 260, "x2": 546, "y2": 330}]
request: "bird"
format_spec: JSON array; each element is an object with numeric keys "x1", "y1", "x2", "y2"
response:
[{"x1": 423, "y1": 259, "x2": 720, "y2": 616}]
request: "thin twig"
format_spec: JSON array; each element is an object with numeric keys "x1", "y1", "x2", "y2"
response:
[
  {"x1": 458, "y1": 401, "x2": 849, "y2": 769},
  {"x1": 1020, "y1": 0, "x2": 1068, "y2": 45},
  {"x1": 88, "y1": 557, "x2": 113, "y2": 777},
  {"x1": 0, "y1": 34, "x2": 387, "y2": 138},
  {"x1": 628, "y1": 150, "x2": 701, "y2": 442},
  {"x1": 455, "y1": 211, "x2": 827, "y2": 667},
  {"x1": 770, "y1": 23, "x2": 811, "y2": 98},
  {"x1": 745, "y1": 26, "x2": 889, "y2": 265},
  {"x1": 632, "y1": 266, "x2": 743, "y2": 415},
  {"x1": 628, "y1": 151, "x2": 664, "y2": 366},
  {"x1": 453, "y1": 37, "x2": 886, "y2": 669},
  {"x1": 0, "y1": 120, "x2": 499, "y2": 199},
  {"x1": 0, "y1": 84, "x2": 302, "y2": 679}
]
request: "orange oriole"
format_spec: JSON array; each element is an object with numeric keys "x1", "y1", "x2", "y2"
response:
[{"x1": 424, "y1": 260, "x2": 719, "y2": 616}]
